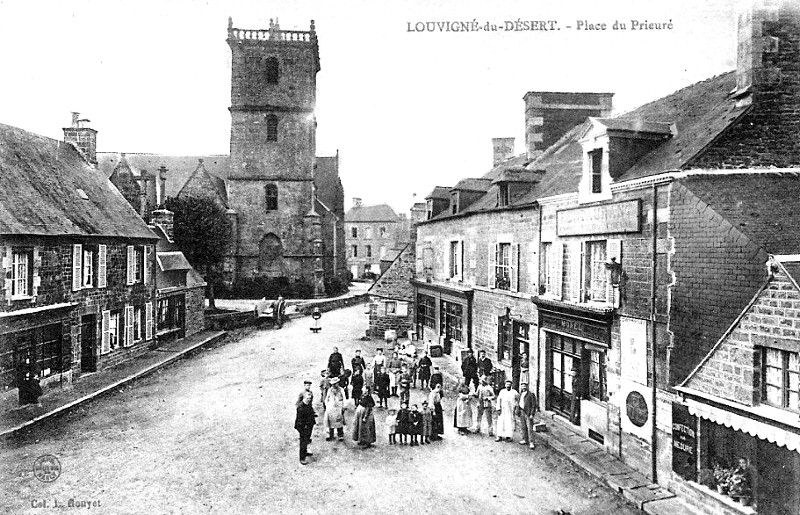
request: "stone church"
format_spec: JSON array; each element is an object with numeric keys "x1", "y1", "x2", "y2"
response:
[{"x1": 98, "y1": 18, "x2": 346, "y2": 297}]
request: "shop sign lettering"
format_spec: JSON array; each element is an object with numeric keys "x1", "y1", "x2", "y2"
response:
[
  {"x1": 671, "y1": 402, "x2": 698, "y2": 481},
  {"x1": 541, "y1": 312, "x2": 609, "y2": 345},
  {"x1": 556, "y1": 199, "x2": 641, "y2": 236}
]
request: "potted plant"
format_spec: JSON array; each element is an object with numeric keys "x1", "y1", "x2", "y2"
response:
[
  {"x1": 713, "y1": 462, "x2": 730, "y2": 494},
  {"x1": 727, "y1": 458, "x2": 753, "y2": 504}
]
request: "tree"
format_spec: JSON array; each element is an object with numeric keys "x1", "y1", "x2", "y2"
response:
[{"x1": 165, "y1": 196, "x2": 230, "y2": 309}]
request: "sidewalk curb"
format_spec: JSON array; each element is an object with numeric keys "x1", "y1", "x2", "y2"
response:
[{"x1": 1, "y1": 331, "x2": 227, "y2": 439}]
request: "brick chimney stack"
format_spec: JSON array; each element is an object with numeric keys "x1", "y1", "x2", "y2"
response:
[
  {"x1": 492, "y1": 138, "x2": 515, "y2": 166},
  {"x1": 523, "y1": 92, "x2": 613, "y2": 159},
  {"x1": 63, "y1": 112, "x2": 98, "y2": 164}
]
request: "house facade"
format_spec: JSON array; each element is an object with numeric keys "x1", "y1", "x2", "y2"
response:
[
  {"x1": 345, "y1": 200, "x2": 405, "y2": 279},
  {"x1": 0, "y1": 122, "x2": 158, "y2": 403}
]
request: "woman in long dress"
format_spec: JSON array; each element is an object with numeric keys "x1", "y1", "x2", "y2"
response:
[
  {"x1": 352, "y1": 388, "x2": 376, "y2": 448},
  {"x1": 428, "y1": 383, "x2": 444, "y2": 440},
  {"x1": 453, "y1": 383, "x2": 473, "y2": 435}
]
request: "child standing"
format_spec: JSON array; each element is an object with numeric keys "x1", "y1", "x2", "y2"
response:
[
  {"x1": 377, "y1": 369, "x2": 390, "y2": 408},
  {"x1": 421, "y1": 400, "x2": 433, "y2": 444},
  {"x1": 398, "y1": 365, "x2": 411, "y2": 405},
  {"x1": 396, "y1": 402, "x2": 411, "y2": 445},
  {"x1": 409, "y1": 404, "x2": 422, "y2": 446},
  {"x1": 385, "y1": 409, "x2": 398, "y2": 445}
]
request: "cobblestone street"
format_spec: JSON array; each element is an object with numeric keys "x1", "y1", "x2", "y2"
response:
[{"x1": 2, "y1": 305, "x2": 642, "y2": 515}]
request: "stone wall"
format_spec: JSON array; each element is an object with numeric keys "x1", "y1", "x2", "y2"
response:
[{"x1": 185, "y1": 286, "x2": 206, "y2": 338}]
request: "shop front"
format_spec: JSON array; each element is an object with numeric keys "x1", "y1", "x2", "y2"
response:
[
  {"x1": 671, "y1": 395, "x2": 800, "y2": 515},
  {"x1": 411, "y1": 279, "x2": 472, "y2": 355},
  {"x1": 533, "y1": 298, "x2": 613, "y2": 430}
]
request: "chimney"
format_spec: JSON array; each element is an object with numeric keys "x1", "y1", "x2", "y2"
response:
[
  {"x1": 158, "y1": 166, "x2": 168, "y2": 205},
  {"x1": 352, "y1": 197, "x2": 362, "y2": 208},
  {"x1": 492, "y1": 138, "x2": 515, "y2": 166},
  {"x1": 523, "y1": 92, "x2": 614, "y2": 159},
  {"x1": 151, "y1": 208, "x2": 175, "y2": 242},
  {"x1": 135, "y1": 171, "x2": 150, "y2": 218},
  {"x1": 735, "y1": 0, "x2": 799, "y2": 97},
  {"x1": 63, "y1": 112, "x2": 98, "y2": 164}
]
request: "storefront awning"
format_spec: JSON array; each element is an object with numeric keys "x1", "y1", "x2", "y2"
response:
[{"x1": 681, "y1": 394, "x2": 800, "y2": 453}]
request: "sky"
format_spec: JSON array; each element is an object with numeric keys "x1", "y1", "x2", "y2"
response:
[{"x1": 0, "y1": 0, "x2": 739, "y2": 215}]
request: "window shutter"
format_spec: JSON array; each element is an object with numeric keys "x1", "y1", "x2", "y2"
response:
[
  {"x1": 3, "y1": 246, "x2": 11, "y2": 302},
  {"x1": 445, "y1": 242, "x2": 452, "y2": 278},
  {"x1": 553, "y1": 243, "x2": 564, "y2": 298},
  {"x1": 145, "y1": 301, "x2": 154, "y2": 341},
  {"x1": 98, "y1": 245, "x2": 107, "y2": 288},
  {"x1": 144, "y1": 246, "x2": 151, "y2": 285},
  {"x1": 488, "y1": 243, "x2": 497, "y2": 288},
  {"x1": 124, "y1": 305, "x2": 134, "y2": 347},
  {"x1": 101, "y1": 310, "x2": 111, "y2": 354},
  {"x1": 397, "y1": 302, "x2": 408, "y2": 317},
  {"x1": 458, "y1": 240, "x2": 464, "y2": 281},
  {"x1": 607, "y1": 239, "x2": 622, "y2": 307},
  {"x1": 72, "y1": 244, "x2": 83, "y2": 291},
  {"x1": 511, "y1": 243, "x2": 520, "y2": 293},
  {"x1": 31, "y1": 248, "x2": 40, "y2": 298},
  {"x1": 569, "y1": 241, "x2": 583, "y2": 303},
  {"x1": 126, "y1": 246, "x2": 134, "y2": 285}
]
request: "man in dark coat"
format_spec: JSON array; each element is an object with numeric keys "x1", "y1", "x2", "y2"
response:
[
  {"x1": 477, "y1": 349, "x2": 493, "y2": 379},
  {"x1": 461, "y1": 349, "x2": 479, "y2": 391},
  {"x1": 273, "y1": 296, "x2": 286, "y2": 329},
  {"x1": 328, "y1": 346, "x2": 344, "y2": 378},
  {"x1": 295, "y1": 391, "x2": 316, "y2": 465}
]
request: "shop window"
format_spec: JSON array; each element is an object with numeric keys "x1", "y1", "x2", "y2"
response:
[
  {"x1": 265, "y1": 184, "x2": 278, "y2": 211},
  {"x1": 588, "y1": 349, "x2": 608, "y2": 401},
  {"x1": 763, "y1": 347, "x2": 800, "y2": 410},
  {"x1": 266, "y1": 115, "x2": 278, "y2": 142},
  {"x1": 441, "y1": 301, "x2": 463, "y2": 343},
  {"x1": 585, "y1": 240, "x2": 608, "y2": 302},
  {"x1": 157, "y1": 295, "x2": 185, "y2": 332},
  {"x1": 39, "y1": 324, "x2": 63, "y2": 377},
  {"x1": 417, "y1": 294, "x2": 435, "y2": 328},
  {"x1": 497, "y1": 314, "x2": 512, "y2": 362},
  {"x1": 11, "y1": 249, "x2": 32, "y2": 297}
]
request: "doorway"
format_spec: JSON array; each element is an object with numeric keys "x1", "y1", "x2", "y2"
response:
[
  {"x1": 547, "y1": 332, "x2": 582, "y2": 424},
  {"x1": 80, "y1": 315, "x2": 96, "y2": 373},
  {"x1": 511, "y1": 321, "x2": 530, "y2": 390}
]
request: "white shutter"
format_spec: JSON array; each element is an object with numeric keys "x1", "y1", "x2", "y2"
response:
[
  {"x1": 124, "y1": 305, "x2": 134, "y2": 347},
  {"x1": 607, "y1": 239, "x2": 622, "y2": 307},
  {"x1": 397, "y1": 302, "x2": 408, "y2": 317},
  {"x1": 488, "y1": 243, "x2": 497, "y2": 288},
  {"x1": 553, "y1": 243, "x2": 564, "y2": 299},
  {"x1": 98, "y1": 245, "x2": 107, "y2": 288},
  {"x1": 126, "y1": 246, "x2": 134, "y2": 285},
  {"x1": 101, "y1": 310, "x2": 111, "y2": 354},
  {"x1": 445, "y1": 242, "x2": 452, "y2": 279},
  {"x1": 3, "y1": 246, "x2": 12, "y2": 301},
  {"x1": 511, "y1": 243, "x2": 519, "y2": 293},
  {"x1": 144, "y1": 245, "x2": 152, "y2": 285},
  {"x1": 31, "y1": 248, "x2": 40, "y2": 298},
  {"x1": 72, "y1": 244, "x2": 83, "y2": 291},
  {"x1": 145, "y1": 301, "x2": 154, "y2": 341},
  {"x1": 458, "y1": 240, "x2": 464, "y2": 281},
  {"x1": 569, "y1": 241, "x2": 583, "y2": 303}
]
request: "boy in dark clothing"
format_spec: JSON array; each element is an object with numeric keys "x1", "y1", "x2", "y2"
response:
[
  {"x1": 409, "y1": 404, "x2": 422, "y2": 446},
  {"x1": 396, "y1": 402, "x2": 411, "y2": 445},
  {"x1": 376, "y1": 369, "x2": 391, "y2": 408},
  {"x1": 418, "y1": 352, "x2": 432, "y2": 389},
  {"x1": 351, "y1": 369, "x2": 364, "y2": 405},
  {"x1": 340, "y1": 369, "x2": 351, "y2": 400},
  {"x1": 398, "y1": 366, "x2": 412, "y2": 405}
]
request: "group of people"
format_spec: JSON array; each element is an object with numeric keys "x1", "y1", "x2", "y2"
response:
[{"x1": 294, "y1": 344, "x2": 539, "y2": 465}]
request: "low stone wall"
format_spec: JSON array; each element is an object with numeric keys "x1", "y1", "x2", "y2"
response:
[
  {"x1": 297, "y1": 293, "x2": 369, "y2": 315},
  {"x1": 204, "y1": 310, "x2": 256, "y2": 331}
]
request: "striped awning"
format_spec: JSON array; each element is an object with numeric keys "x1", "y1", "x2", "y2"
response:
[{"x1": 685, "y1": 398, "x2": 800, "y2": 453}]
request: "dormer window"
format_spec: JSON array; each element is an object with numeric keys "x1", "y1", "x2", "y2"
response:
[
  {"x1": 589, "y1": 149, "x2": 603, "y2": 194},
  {"x1": 426, "y1": 199, "x2": 433, "y2": 220},
  {"x1": 451, "y1": 192, "x2": 459, "y2": 215},
  {"x1": 498, "y1": 183, "x2": 510, "y2": 207}
]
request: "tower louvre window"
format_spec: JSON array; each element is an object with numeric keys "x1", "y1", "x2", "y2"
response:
[
  {"x1": 265, "y1": 184, "x2": 278, "y2": 211},
  {"x1": 266, "y1": 115, "x2": 278, "y2": 142},
  {"x1": 265, "y1": 57, "x2": 279, "y2": 84}
]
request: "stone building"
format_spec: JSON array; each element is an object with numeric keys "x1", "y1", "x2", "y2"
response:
[
  {"x1": 414, "y1": 1, "x2": 800, "y2": 513},
  {"x1": 0, "y1": 122, "x2": 158, "y2": 403},
  {"x1": 345, "y1": 200, "x2": 404, "y2": 279},
  {"x1": 97, "y1": 17, "x2": 346, "y2": 297}
]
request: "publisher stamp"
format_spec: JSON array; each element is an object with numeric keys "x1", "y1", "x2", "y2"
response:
[{"x1": 33, "y1": 454, "x2": 61, "y2": 483}]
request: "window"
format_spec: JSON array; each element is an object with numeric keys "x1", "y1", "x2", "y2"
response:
[
  {"x1": 585, "y1": 240, "x2": 608, "y2": 302},
  {"x1": 265, "y1": 184, "x2": 278, "y2": 211},
  {"x1": 364, "y1": 227, "x2": 373, "y2": 239},
  {"x1": 417, "y1": 294, "x2": 435, "y2": 328},
  {"x1": 133, "y1": 305, "x2": 143, "y2": 342},
  {"x1": 589, "y1": 149, "x2": 603, "y2": 194},
  {"x1": 499, "y1": 183, "x2": 510, "y2": 207},
  {"x1": 157, "y1": 295, "x2": 185, "y2": 332},
  {"x1": 540, "y1": 242, "x2": 551, "y2": 294},
  {"x1": 39, "y1": 324, "x2": 63, "y2": 377},
  {"x1": 440, "y1": 301, "x2": 463, "y2": 342},
  {"x1": 763, "y1": 347, "x2": 799, "y2": 410},
  {"x1": 385, "y1": 301, "x2": 397, "y2": 315},
  {"x1": 82, "y1": 248, "x2": 95, "y2": 288},
  {"x1": 108, "y1": 310, "x2": 121, "y2": 350},
  {"x1": 449, "y1": 241, "x2": 461, "y2": 277},
  {"x1": 11, "y1": 249, "x2": 32, "y2": 297},
  {"x1": 497, "y1": 314, "x2": 512, "y2": 362},
  {"x1": 126, "y1": 245, "x2": 146, "y2": 285},
  {"x1": 265, "y1": 57, "x2": 279, "y2": 84},
  {"x1": 366, "y1": 245, "x2": 372, "y2": 258},
  {"x1": 266, "y1": 115, "x2": 278, "y2": 142},
  {"x1": 351, "y1": 245, "x2": 358, "y2": 258},
  {"x1": 426, "y1": 199, "x2": 433, "y2": 220},
  {"x1": 451, "y1": 192, "x2": 458, "y2": 215},
  {"x1": 380, "y1": 246, "x2": 387, "y2": 258},
  {"x1": 589, "y1": 350, "x2": 608, "y2": 401},
  {"x1": 495, "y1": 243, "x2": 511, "y2": 290},
  {"x1": 351, "y1": 227, "x2": 358, "y2": 238},
  {"x1": 380, "y1": 227, "x2": 387, "y2": 238}
]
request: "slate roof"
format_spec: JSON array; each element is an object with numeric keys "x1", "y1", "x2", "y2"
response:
[
  {"x1": 0, "y1": 123, "x2": 156, "y2": 239},
  {"x1": 176, "y1": 160, "x2": 229, "y2": 206},
  {"x1": 678, "y1": 172, "x2": 800, "y2": 255},
  {"x1": 425, "y1": 186, "x2": 452, "y2": 200},
  {"x1": 453, "y1": 178, "x2": 492, "y2": 192},
  {"x1": 783, "y1": 263, "x2": 800, "y2": 287},
  {"x1": 97, "y1": 153, "x2": 230, "y2": 200},
  {"x1": 345, "y1": 204, "x2": 399, "y2": 223},
  {"x1": 157, "y1": 251, "x2": 193, "y2": 271}
]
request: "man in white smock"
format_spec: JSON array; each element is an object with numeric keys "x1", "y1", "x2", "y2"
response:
[{"x1": 495, "y1": 379, "x2": 519, "y2": 442}]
